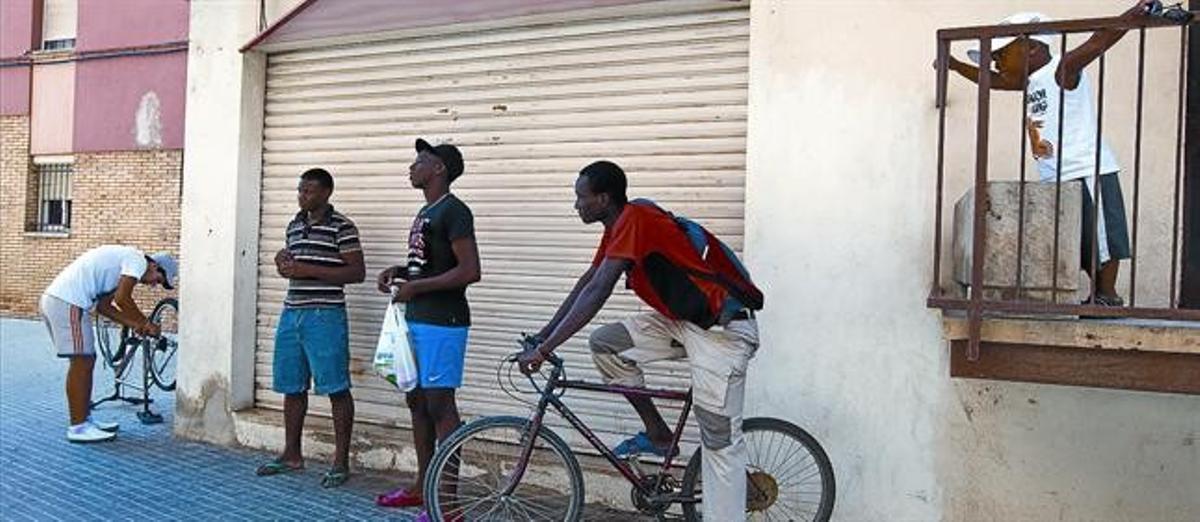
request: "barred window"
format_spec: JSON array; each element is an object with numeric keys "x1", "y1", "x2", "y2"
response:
[{"x1": 35, "y1": 163, "x2": 72, "y2": 232}]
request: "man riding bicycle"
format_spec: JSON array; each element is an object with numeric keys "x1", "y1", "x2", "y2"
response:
[{"x1": 520, "y1": 160, "x2": 761, "y2": 521}]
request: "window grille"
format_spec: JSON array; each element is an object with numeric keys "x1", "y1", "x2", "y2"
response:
[{"x1": 35, "y1": 163, "x2": 72, "y2": 233}]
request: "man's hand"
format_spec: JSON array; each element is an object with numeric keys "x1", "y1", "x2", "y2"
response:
[
  {"x1": 1121, "y1": 0, "x2": 1156, "y2": 21},
  {"x1": 276, "y1": 249, "x2": 296, "y2": 278},
  {"x1": 518, "y1": 347, "x2": 546, "y2": 375},
  {"x1": 274, "y1": 248, "x2": 292, "y2": 265},
  {"x1": 1025, "y1": 117, "x2": 1055, "y2": 159},
  {"x1": 377, "y1": 266, "x2": 399, "y2": 294},
  {"x1": 136, "y1": 320, "x2": 161, "y2": 338},
  {"x1": 278, "y1": 258, "x2": 296, "y2": 279}
]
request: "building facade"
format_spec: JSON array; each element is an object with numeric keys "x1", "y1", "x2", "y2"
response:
[
  {"x1": 178, "y1": 1, "x2": 1200, "y2": 520},
  {"x1": 0, "y1": 0, "x2": 187, "y2": 316}
]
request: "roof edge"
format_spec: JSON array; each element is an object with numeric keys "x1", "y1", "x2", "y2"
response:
[{"x1": 239, "y1": 0, "x2": 320, "y2": 53}]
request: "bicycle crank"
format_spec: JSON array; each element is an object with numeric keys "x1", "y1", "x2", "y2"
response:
[
  {"x1": 631, "y1": 473, "x2": 677, "y2": 516},
  {"x1": 746, "y1": 470, "x2": 780, "y2": 512}
]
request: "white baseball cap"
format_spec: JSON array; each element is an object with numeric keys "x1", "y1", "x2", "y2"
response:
[
  {"x1": 149, "y1": 252, "x2": 178, "y2": 290},
  {"x1": 966, "y1": 12, "x2": 1058, "y2": 64}
]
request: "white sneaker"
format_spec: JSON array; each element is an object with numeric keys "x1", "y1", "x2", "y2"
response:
[
  {"x1": 87, "y1": 416, "x2": 119, "y2": 433},
  {"x1": 66, "y1": 423, "x2": 116, "y2": 443}
]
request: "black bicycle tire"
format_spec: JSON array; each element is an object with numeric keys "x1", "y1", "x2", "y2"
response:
[
  {"x1": 423, "y1": 415, "x2": 586, "y2": 521},
  {"x1": 147, "y1": 297, "x2": 179, "y2": 391},
  {"x1": 92, "y1": 313, "x2": 128, "y2": 367},
  {"x1": 680, "y1": 417, "x2": 836, "y2": 522}
]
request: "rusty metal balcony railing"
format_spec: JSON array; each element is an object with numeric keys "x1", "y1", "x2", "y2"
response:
[{"x1": 929, "y1": 11, "x2": 1199, "y2": 360}]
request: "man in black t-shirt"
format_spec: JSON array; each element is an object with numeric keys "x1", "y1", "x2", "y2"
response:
[{"x1": 375, "y1": 139, "x2": 481, "y2": 513}]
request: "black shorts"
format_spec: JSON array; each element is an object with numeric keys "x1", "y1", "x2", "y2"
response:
[{"x1": 1079, "y1": 174, "x2": 1131, "y2": 270}]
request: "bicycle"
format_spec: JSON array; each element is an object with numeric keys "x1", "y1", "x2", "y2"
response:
[
  {"x1": 91, "y1": 297, "x2": 179, "y2": 424},
  {"x1": 422, "y1": 340, "x2": 836, "y2": 521}
]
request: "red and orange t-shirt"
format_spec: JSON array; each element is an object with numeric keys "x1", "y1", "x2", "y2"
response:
[{"x1": 591, "y1": 203, "x2": 725, "y2": 322}]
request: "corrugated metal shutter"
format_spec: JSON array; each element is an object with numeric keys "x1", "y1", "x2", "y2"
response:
[{"x1": 256, "y1": 1, "x2": 748, "y2": 455}]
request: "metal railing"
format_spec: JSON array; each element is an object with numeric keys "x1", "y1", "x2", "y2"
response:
[
  {"x1": 929, "y1": 12, "x2": 1199, "y2": 360},
  {"x1": 35, "y1": 163, "x2": 72, "y2": 233}
]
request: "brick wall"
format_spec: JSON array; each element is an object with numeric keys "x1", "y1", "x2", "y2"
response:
[{"x1": 1, "y1": 115, "x2": 181, "y2": 317}]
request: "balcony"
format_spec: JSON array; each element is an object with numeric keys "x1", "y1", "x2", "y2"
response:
[{"x1": 929, "y1": 10, "x2": 1200, "y2": 394}]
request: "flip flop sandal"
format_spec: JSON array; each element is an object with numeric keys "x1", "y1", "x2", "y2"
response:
[
  {"x1": 321, "y1": 469, "x2": 350, "y2": 488},
  {"x1": 255, "y1": 459, "x2": 304, "y2": 477}
]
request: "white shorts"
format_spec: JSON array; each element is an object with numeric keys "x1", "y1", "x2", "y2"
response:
[{"x1": 39, "y1": 294, "x2": 94, "y2": 358}]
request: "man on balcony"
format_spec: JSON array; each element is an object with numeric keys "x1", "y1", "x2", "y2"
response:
[{"x1": 944, "y1": 1, "x2": 1156, "y2": 306}]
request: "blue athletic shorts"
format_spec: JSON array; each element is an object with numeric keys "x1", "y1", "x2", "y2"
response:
[
  {"x1": 408, "y1": 322, "x2": 469, "y2": 389},
  {"x1": 272, "y1": 306, "x2": 350, "y2": 396}
]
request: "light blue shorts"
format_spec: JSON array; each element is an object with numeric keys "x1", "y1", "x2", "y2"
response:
[
  {"x1": 408, "y1": 322, "x2": 469, "y2": 389},
  {"x1": 272, "y1": 306, "x2": 350, "y2": 396}
]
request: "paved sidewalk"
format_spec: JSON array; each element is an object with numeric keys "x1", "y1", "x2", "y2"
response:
[{"x1": 0, "y1": 318, "x2": 419, "y2": 521}]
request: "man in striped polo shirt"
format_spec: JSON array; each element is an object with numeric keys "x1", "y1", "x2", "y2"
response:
[{"x1": 255, "y1": 168, "x2": 365, "y2": 489}]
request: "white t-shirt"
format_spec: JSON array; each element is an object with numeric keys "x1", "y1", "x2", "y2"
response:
[
  {"x1": 44, "y1": 245, "x2": 149, "y2": 310},
  {"x1": 1025, "y1": 55, "x2": 1121, "y2": 182}
]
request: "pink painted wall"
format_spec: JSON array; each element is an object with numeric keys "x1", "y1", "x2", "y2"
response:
[
  {"x1": 30, "y1": 62, "x2": 74, "y2": 154},
  {"x1": 1, "y1": 0, "x2": 37, "y2": 58},
  {"x1": 77, "y1": 0, "x2": 188, "y2": 52},
  {"x1": 73, "y1": 51, "x2": 186, "y2": 152},
  {"x1": 0, "y1": 67, "x2": 32, "y2": 115}
]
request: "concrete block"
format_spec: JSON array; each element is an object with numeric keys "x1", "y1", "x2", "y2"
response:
[{"x1": 953, "y1": 181, "x2": 1081, "y2": 303}]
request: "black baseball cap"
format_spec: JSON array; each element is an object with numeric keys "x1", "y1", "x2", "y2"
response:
[{"x1": 415, "y1": 138, "x2": 464, "y2": 182}]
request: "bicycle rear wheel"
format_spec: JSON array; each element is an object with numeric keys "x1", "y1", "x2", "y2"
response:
[
  {"x1": 680, "y1": 417, "x2": 835, "y2": 522},
  {"x1": 147, "y1": 298, "x2": 179, "y2": 391},
  {"x1": 424, "y1": 415, "x2": 585, "y2": 521},
  {"x1": 93, "y1": 313, "x2": 126, "y2": 368}
]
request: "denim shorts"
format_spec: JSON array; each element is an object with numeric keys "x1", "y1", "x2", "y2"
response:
[
  {"x1": 408, "y1": 322, "x2": 469, "y2": 389},
  {"x1": 272, "y1": 306, "x2": 350, "y2": 396}
]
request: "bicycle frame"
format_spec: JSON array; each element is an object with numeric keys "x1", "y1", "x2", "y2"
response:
[
  {"x1": 92, "y1": 325, "x2": 166, "y2": 424},
  {"x1": 504, "y1": 360, "x2": 697, "y2": 504}
]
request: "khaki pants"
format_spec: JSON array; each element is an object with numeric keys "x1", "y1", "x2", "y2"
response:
[{"x1": 590, "y1": 312, "x2": 759, "y2": 521}]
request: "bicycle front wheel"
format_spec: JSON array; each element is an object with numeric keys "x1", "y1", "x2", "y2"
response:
[
  {"x1": 147, "y1": 298, "x2": 179, "y2": 391},
  {"x1": 424, "y1": 415, "x2": 585, "y2": 521},
  {"x1": 680, "y1": 417, "x2": 835, "y2": 522}
]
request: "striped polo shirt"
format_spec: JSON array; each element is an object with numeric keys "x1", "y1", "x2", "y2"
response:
[{"x1": 283, "y1": 206, "x2": 362, "y2": 308}]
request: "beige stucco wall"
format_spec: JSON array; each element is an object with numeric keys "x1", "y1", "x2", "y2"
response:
[{"x1": 744, "y1": 1, "x2": 1199, "y2": 520}]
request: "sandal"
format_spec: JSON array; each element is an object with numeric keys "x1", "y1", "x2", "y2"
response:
[
  {"x1": 320, "y1": 469, "x2": 350, "y2": 489},
  {"x1": 255, "y1": 458, "x2": 304, "y2": 476},
  {"x1": 376, "y1": 486, "x2": 424, "y2": 507}
]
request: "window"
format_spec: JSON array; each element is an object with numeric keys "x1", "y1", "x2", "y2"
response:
[
  {"x1": 41, "y1": 0, "x2": 77, "y2": 51},
  {"x1": 34, "y1": 162, "x2": 72, "y2": 233}
]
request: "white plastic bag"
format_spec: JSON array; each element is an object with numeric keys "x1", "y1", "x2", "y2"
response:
[{"x1": 373, "y1": 302, "x2": 418, "y2": 391}]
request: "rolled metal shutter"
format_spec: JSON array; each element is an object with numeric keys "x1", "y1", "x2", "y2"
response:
[{"x1": 256, "y1": 0, "x2": 749, "y2": 454}]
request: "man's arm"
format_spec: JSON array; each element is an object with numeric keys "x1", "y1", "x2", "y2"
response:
[
  {"x1": 394, "y1": 236, "x2": 482, "y2": 301},
  {"x1": 945, "y1": 56, "x2": 1026, "y2": 91},
  {"x1": 535, "y1": 266, "x2": 597, "y2": 340},
  {"x1": 1056, "y1": 1, "x2": 1152, "y2": 90},
  {"x1": 523, "y1": 258, "x2": 633, "y2": 372},
  {"x1": 96, "y1": 277, "x2": 157, "y2": 335},
  {"x1": 283, "y1": 250, "x2": 366, "y2": 285}
]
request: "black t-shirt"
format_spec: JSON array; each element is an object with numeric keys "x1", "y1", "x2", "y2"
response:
[{"x1": 404, "y1": 193, "x2": 474, "y2": 326}]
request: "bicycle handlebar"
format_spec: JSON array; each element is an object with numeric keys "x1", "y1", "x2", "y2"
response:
[{"x1": 504, "y1": 349, "x2": 564, "y2": 369}]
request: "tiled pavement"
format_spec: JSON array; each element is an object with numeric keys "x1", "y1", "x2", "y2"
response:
[
  {"x1": 0, "y1": 318, "x2": 419, "y2": 521},
  {"x1": 0, "y1": 318, "x2": 654, "y2": 521}
]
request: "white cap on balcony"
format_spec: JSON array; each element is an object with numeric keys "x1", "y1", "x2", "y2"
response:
[{"x1": 966, "y1": 12, "x2": 1059, "y2": 64}]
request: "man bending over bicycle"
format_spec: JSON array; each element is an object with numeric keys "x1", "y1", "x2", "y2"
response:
[
  {"x1": 520, "y1": 160, "x2": 762, "y2": 521},
  {"x1": 40, "y1": 245, "x2": 178, "y2": 443}
]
